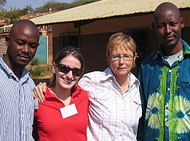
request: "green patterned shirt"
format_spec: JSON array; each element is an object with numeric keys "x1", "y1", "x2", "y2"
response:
[{"x1": 138, "y1": 40, "x2": 190, "y2": 141}]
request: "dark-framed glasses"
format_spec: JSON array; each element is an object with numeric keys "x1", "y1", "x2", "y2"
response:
[
  {"x1": 56, "y1": 64, "x2": 82, "y2": 76},
  {"x1": 110, "y1": 54, "x2": 134, "y2": 61}
]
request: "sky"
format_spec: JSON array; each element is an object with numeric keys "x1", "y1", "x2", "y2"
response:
[{"x1": 4, "y1": 0, "x2": 75, "y2": 9}]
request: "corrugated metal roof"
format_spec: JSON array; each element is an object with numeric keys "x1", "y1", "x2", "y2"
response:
[
  {"x1": 31, "y1": 0, "x2": 190, "y2": 25},
  {"x1": 0, "y1": 24, "x2": 12, "y2": 33}
]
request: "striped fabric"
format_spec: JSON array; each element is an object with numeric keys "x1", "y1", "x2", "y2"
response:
[{"x1": 0, "y1": 57, "x2": 37, "y2": 141}]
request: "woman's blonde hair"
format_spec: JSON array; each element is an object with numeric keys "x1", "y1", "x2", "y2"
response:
[{"x1": 106, "y1": 32, "x2": 137, "y2": 57}]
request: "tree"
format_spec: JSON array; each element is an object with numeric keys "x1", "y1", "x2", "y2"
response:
[
  {"x1": 0, "y1": 0, "x2": 100, "y2": 25},
  {"x1": 35, "y1": 0, "x2": 100, "y2": 13},
  {"x1": 0, "y1": 6, "x2": 31, "y2": 24},
  {"x1": 0, "y1": 0, "x2": 6, "y2": 7},
  {"x1": 0, "y1": 0, "x2": 6, "y2": 11}
]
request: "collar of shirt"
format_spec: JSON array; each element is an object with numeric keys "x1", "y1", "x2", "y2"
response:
[
  {"x1": 45, "y1": 86, "x2": 85, "y2": 102},
  {"x1": 153, "y1": 40, "x2": 190, "y2": 61},
  {"x1": 102, "y1": 67, "x2": 139, "y2": 89},
  {"x1": 0, "y1": 56, "x2": 30, "y2": 83}
]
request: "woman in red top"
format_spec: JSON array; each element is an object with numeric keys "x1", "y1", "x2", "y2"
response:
[{"x1": 33, "y1": 47, "x2": 88, "y2": 141}]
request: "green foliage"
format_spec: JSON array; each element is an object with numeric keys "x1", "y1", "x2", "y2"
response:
[
  {"x1": 0, "y1": 0, "x2": 100, "y2": 25},
  {"x1": 28, "y1": 64, "x2": 52, "y2": 79},
  {"x1": 0, "y1": 0, "x2": 6, "y2": 6},
  {"x1": 0, "y1": 0, "x2": 6, "y2": 11},
  {"x1": 30, "y1": 58, "x2": 39, "y2": 66},
  {"x1": 29, "y1": 65, "x2": 42, "y2": 77},
  {"x1": 35, "y1": 0, "x2": 100, "y2": 13},
  {"x1": 35, "y1": 2, "x2": 69, "y2": 13},
  {"x1": 0, "y1": 6, "x2": 31, "y2": 24}
]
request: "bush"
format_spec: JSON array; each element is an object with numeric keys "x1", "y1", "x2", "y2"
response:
[
  {"x1": 29, "y1": 65, "x2": 42, "y2": 77},
  {"x1": 27, "y1": 64, "x2": 52, "y2": 79},
  {"x1": 30, "y1": 58, "x2": 39, "y2": 66}
]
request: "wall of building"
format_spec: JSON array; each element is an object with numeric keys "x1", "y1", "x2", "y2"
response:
[
  {"x1": 51, "y1": 10, "x2": 190, "y2": 73},
  {"x1": 47, "y1": 32, "x2": 53, "y2": 64},
  {"x1": 81, "y1": 33, "x2": 111, "y2": 72}
]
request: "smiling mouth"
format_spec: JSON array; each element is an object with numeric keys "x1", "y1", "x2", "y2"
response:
[{"x1": 63, "y1": 78, "x2": 74, "y2": 84}]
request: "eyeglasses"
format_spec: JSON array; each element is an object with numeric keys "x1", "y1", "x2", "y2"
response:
[
  {"x1": 110, "y1": 54, "x2": 134, "y2": 61},
  {"x1": 56, "y1": 64, "x2": 82, "y2": 76}
]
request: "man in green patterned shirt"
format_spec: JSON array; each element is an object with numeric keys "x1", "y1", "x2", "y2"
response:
[{"x1": 138, "y1": 2, "x2": 190, "y2": 141}]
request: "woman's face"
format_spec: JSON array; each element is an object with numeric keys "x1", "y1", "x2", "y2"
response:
[
  {"x1": 53, "y1": 55, "x2": 82, "y2": 90},
  {"x1": 108, "y1": 45, "x2": 136, "y2": 79}
]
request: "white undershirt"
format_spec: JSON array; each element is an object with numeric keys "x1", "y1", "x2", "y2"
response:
[{"x1": 164, "y1": 50, "x2": 183, "y2": 66}]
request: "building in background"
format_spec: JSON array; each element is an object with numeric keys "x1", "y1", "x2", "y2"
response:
[
  {"x1": 0, "y1": 10, "x2": 53, "y2": 64},
  {"x1": 1, "y1": 0, "x2": 190, "y2": 74}
]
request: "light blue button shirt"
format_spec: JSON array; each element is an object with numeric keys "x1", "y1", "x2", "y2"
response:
[{"x1": 0, "y1": 57, "x2": 38, "y2": 141}]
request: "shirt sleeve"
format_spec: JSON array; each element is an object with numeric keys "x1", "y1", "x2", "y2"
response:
[
  {"x1": 34, "y1": 99, "x2": 39, "y2": 109},
  {"x1": 78, "y1": 75, "x2": 93, "y2": 92}
]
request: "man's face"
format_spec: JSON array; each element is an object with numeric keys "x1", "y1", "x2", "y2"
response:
[
  {"x1": 154, "y1": 7, "x2": 184, "y2": 49},
  {"x1": 7, "y1": 24, "x2": 39, "y2": 67}
]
